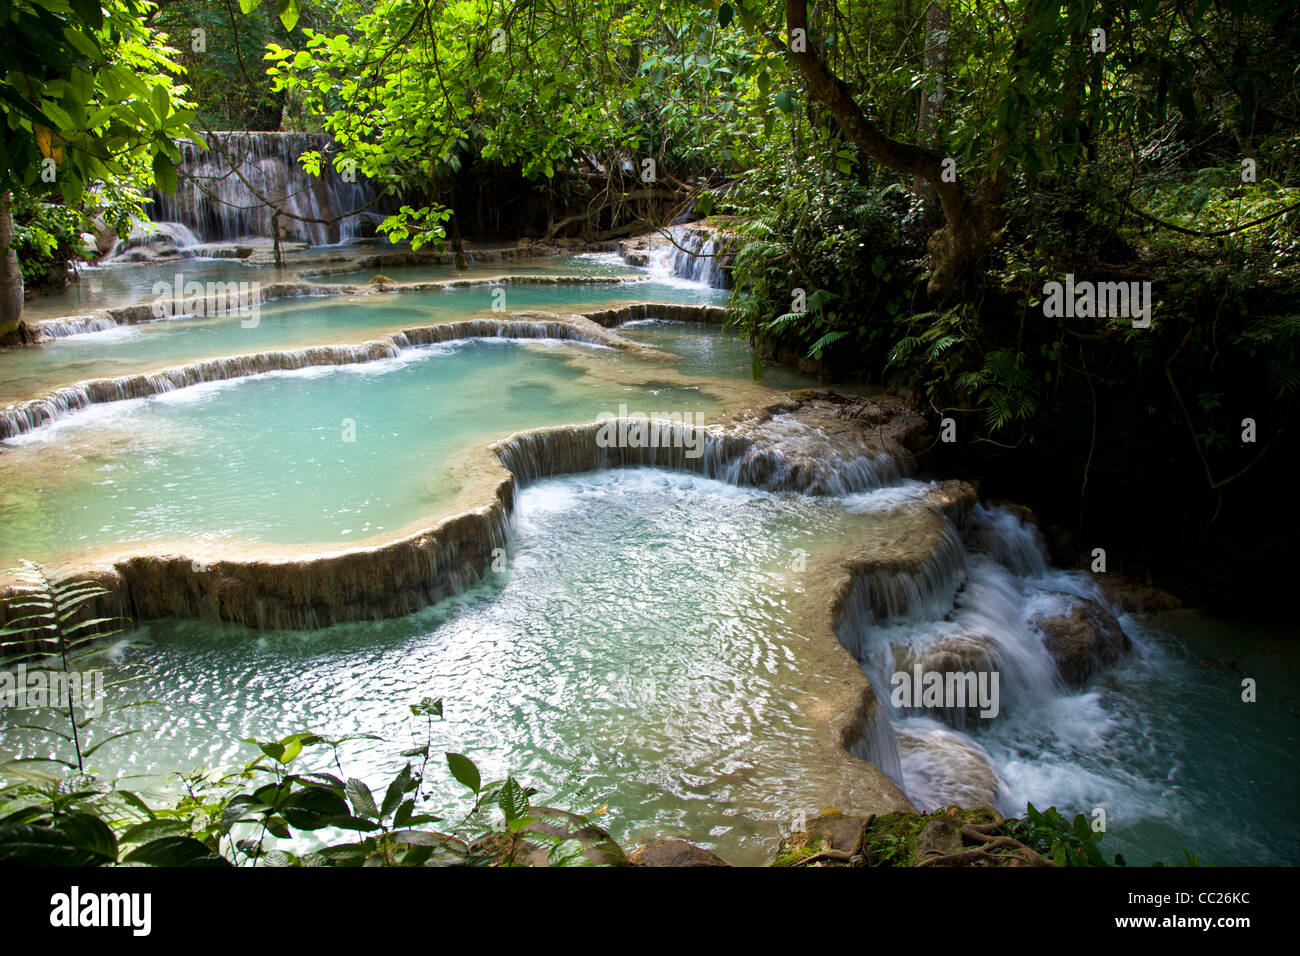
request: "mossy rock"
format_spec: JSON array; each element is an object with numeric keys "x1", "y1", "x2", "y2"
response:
[
  {"x1": 857, "y1": 806, "x2": 1051, "y2": 867},
  {"x1": 773, "y1": 809, "x2": 870, "y2": 867}
]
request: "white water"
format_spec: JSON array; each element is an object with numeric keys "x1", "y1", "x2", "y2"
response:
[
  {"x1": 640, "y1": 225, "x2": 731, "y2": 289},
  {"x1": 840, "y1": 501, "x2": 1293, "y2": 864},
  {"x1": 148, "y1": 131, "x2": 389, "y2": 245}
]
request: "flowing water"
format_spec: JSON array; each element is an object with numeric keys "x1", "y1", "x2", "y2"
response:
[
  {"x1": 1, "y1": 471, "x2": 905, "y2": 866},
  {"x1": 3, "y1": 272, "x2": 723, "y2": 407},
  {"x1": 2, "y1": 234, "x2": 1296, "y2": 867},
  {"x1": 0, "y1": 338, "x2": 730, "y2": 565},
  {"x1": 842, "y1": 503, "x2": 1300, "y2": 866}
]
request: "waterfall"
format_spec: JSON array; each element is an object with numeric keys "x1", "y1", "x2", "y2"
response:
[
  {"x1": 964, "y1": 502, "x2": 1050, "y2": 577},
  {"x1": 582, "y1": 302, "x2": 729, "y2": 328},
  {"x1": 32, "y1": 314, "x2": 121, "y2": 338},
  {"x1": 104, "y1": 221, "x2": 203, "y2": 261},
  {"x1": 636, "y1": 225, "x2": 734, "y2": 289},
  {"x1": 3, "y1": 319, "x2": 637, "y2": 440},
  {"x1": 148, "y1": 131, "x2": 391, "y2": 245},
  {"x1": 833, "y1": 501, "x2": 1133, "y2": 812}
]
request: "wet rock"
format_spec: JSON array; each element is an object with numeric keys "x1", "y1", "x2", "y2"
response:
[
  {"x1": 583, "y1": 302, "x2": 728, "y2": 328},
  {"x1": 1099, "y1": 575, "x2": 1184, "y2": 614},
  {"x1": 629, "y1": 839, "x2": 730, "y2": 867},
  {"x1": 773, "y1": 809, "x2": 870, "y2": 866},
  {"x1": 895, "y1": 723, "x2": 1000, "y2": 809},
  {"x1": 1029, "y1": 594, "x2": 1131, "y2": 687},
  {"x1": 924, "y1": 479, "x2": 978, "y2": 524},
  {"x1": 835, "y1": 505, "x2": 967, "y2": 625},
  {"x1": 892, "y1": 631, "x2": 997, "y2": 682}
]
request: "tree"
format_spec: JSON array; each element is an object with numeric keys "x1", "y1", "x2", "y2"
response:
[{"x1": 0, "y1": 0, "x2": 199, "y2": 335}]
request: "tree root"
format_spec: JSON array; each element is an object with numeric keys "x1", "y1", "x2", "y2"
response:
[
  {"x1": 915, "y1": 819, "x2": 1051, "y2": 867},
  {"x1": 789, "y1": 849, "x2": 855, "y2": 866}
]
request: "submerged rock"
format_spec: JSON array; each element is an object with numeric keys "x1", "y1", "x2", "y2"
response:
[
  {"x1": 1029, "y1": 594, "x2": 1131, "y2": 688},
  {"x1": 895, "y1": 723, "x2": 1001, "y2": 809},
  {"x1": 628, "y1": 840, "x2": 731, "y2": 867}
]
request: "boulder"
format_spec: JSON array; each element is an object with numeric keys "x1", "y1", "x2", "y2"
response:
[
  {"x1": 628, "y1": 839, "x2": 730, "y2": 867},
  {"x1": 773, "y1": 809, "x2": 869, "y2": 866},
  {"x1": 895, "y1": 724, "x2": 1000, "y2": 809},
  {"x1": 892, "y1": 630, "x2": 996, "y2": 678},
  {"x1": 1099, "y1": 576, "x2": 1184, "y2": 614},
  {"x1": 1029, "y1": 595, "x2": 1131, "y2": 688}
]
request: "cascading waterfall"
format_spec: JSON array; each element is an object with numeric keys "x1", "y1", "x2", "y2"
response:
[
  {"x1": 837, "y1": 501, "x2": 1134, "y2": 814},
  {"x1": 32, "y1": 314, "x2": 121, "y2": 338},
  {"x1": 493, "y1": 416, "x2": 902, "y2": 496},
  {"x1": 639, "y1": 225, "x2": 734, "y2": 289},
  {"x1": 148, "y1": 131, "x2": 391, "y2": 245},
  {"x1": 104, "y1": 221, "x2": 203, "y2": 261},
  {"x1": 1, "y1": 320, "x2": 625, "y2": 441}
]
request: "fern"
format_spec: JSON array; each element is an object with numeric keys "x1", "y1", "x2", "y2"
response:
[{"x1": 1, "y1": 561, "x2": 129, "y2": 773}]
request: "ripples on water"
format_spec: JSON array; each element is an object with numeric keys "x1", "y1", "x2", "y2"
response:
[{"x1": 3, "y1": 470, "x2": 878, "y2": 865}]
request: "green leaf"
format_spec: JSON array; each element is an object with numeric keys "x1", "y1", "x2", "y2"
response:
[
  {"x1": 123, "y1": 836, "x2": 230, "y2": 867},
  {"x1": 410, "y1": 697, "x2": 442, "y2": 717},
  {"x1": 381, "y1": 764, "x2": 417, "y2": 819},
  {"x1": 282, "y1": 786, "x2": 351, "y2": 830},
  {"x1": 497, "y1": 777, "x2": 529, "y2": 823},
  {"x1": 151, "y1": 85, "x2": 169, "y2": 127},
  {"x1": 277, "y1": 0, "x2": 301, "y2": 31},
  {"x1": 152, "y1": 152, "x2": 178, "y2": 196},
  {"x1": 345, "y1": 778, "x2": 379, "y2": 819},
  {"x1": 446, "y1": 752, "x2": 480, "y2": 793},
  {"x1": 0, "y1": 814, "x2": 117, "y2": 866}
]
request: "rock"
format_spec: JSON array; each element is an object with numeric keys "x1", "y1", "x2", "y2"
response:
[
  {"x1": 834, "y1": 504, "x2": 967, "y2": 627},
  {"x1": 895, "y1": 723, "x2": 1000, "y2": 809},
  {"x1": 1099, "y1": 576, "x2": 1184, "y2": 614},
  {"x1": 1029, "y1": 595, "x2": 1131, "y2": 688},
  {"x1": 892, "y1": 630, "x2": 996, "y2": 678},
  {"x1": 924, "y1": 479, "x2": 978, "y2": 524},
  {"x1": 469, "y1": 807, "x2": 629, "y2": 867},
  {"x1": 890, "y1": 631, "x2": 999, "y2": 726},
  {"x1": 773, "y1": 809, "x2": 869, "y2": 866},
  {"x1": 629, "y1": 839, "x2": 730, "y2": 867},
  {"x1": 857, "y1": 807, "x2": 1050, "y2": 867}
]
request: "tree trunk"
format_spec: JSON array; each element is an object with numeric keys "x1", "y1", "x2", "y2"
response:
[
  {"x1": 0, "y1": 191, "x2": 25, "y2": 340},
  {"x1": 913, "y1": 2, "x2": 950, "y2": 226},
  {"x1": 450, "y1": 212, "x2": 468, "y2": 269},
  {"x1": 779, "y1": 0, "x2": 1001, "y2": 298}
]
